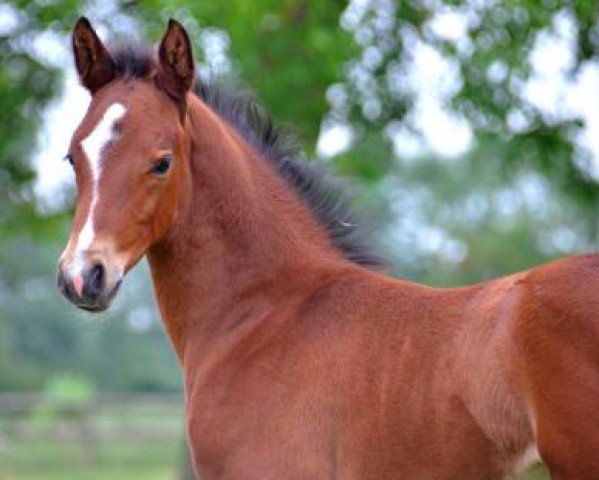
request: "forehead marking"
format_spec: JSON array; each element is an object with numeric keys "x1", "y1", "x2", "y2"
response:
[{"x1": 69, "y1": 103, "x2": 126, "y2": 274}]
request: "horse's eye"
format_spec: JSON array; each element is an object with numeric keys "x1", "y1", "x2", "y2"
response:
[
  {"x1": 64, "y1": 154, "x2": 74, "y2": 166},
  {"x1": 152, "y1": 155, "x2": 172, "y2": 176}
]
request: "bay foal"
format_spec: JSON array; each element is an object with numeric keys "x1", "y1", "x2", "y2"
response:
[{"x1": 57, "y1": 18, "x2": 599, "y2": 479}]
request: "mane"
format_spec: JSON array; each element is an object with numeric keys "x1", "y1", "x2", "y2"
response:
[{"x1": 108, "y1": 44, "x2": 385, "y2": 269}]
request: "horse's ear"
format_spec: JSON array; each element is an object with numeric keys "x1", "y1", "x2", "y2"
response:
[
  {"x1": 157, "y1": 19, "x2": 195, "y2": 108},
  {"x1": 72, "y1": 17, "x2": 114, "y2": 94}
]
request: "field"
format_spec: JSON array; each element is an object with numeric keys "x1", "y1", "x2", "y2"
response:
[
  {"x1": 0, "y1": 440, "x2": 182, "y2": 480},
  {"x1": 0, "y1": 392, "x2": 550, "y2": 479},
  {"x1": 0, "y1": 393, "x2": 186, "y2": 480},
  {"x1": 519, "y1": 463, "x2": 550, "y2": 480}
]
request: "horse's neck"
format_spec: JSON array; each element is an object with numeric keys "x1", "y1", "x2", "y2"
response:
[{"x1": 147, "y1": 95, "x2": 349, "y2": 363}]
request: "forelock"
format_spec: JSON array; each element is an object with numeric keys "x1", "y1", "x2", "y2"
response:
[{"x1": 109, "y1": 43, "x2": 156, "y2": 80}]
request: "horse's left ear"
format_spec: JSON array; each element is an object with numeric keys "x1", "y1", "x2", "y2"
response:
[{"x1": 157, "y1": 19, "x2": 195, "y2": 110}]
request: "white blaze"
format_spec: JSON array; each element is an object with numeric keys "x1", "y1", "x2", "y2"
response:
[{"x1": 70, "y1": 103, "x2": 126, "y2": 274}]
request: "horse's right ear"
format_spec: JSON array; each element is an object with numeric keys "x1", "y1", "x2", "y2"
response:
[{"x1": 72, "y1": 17, "x2": 115, "y2": 94}]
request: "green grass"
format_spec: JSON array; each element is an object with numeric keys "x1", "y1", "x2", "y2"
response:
[
  {"x1": 0, "y1": 439, "x2": 182, "y2": 480},
  {"x1": 519, "y1": 463, "x2": 550, "y2": 480},
  {"x1": 0, "y1": 395, "x2": 185, "y2": 480}
]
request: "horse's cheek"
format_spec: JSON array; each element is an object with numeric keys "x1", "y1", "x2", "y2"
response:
[{"x1": 151, "y1": 180, "x2": 179, "y2": 240}]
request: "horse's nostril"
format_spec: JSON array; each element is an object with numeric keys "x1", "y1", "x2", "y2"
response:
[{"x1": 86, "y1": 262, "x2": 105, "y2": 297}]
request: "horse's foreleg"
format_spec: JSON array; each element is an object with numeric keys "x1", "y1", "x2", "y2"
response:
[{"x1": 522, "y1": 323, "x2": 599, "y2": 480}]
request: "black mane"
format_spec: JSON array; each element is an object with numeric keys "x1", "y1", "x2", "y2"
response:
[{"x1": 108, "y1": 44, "x2": 384, "y2": 269}]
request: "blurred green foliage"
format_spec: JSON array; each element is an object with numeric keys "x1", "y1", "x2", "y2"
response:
[
  {"x1": 0, "y1": 0, "x2": 83, "y2": 235},
  {"x1": 135, "y1": 0, "x2": 355, "y2": 144},
  {"x1": 30, "y1": 375, "x2": 95, "y2": 429}
]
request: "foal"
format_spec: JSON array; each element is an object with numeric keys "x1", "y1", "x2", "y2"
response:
[{"x1": 57, "y1": 18, "x2": 599, "y2": 479}]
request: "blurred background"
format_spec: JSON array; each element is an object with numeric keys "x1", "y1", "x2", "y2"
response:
[{"x1": 1, "y1": 0, "x2": 599, "y2": 478}]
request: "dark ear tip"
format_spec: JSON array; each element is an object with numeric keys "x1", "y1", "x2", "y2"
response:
[
  {"x1": 167, "y1": 18, "x2": 185, "y2": 32},
  {"x1": 75, "y1": 16, "x2": 92, "y2": 29}
]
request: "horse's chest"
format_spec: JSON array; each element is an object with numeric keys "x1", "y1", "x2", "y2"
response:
[
  {"x1": 183, "y1": 366, "x2": 337, "y2": 479},
  {"x1": 185, "y1": 399, "x2": 336, "y2": 479}
]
